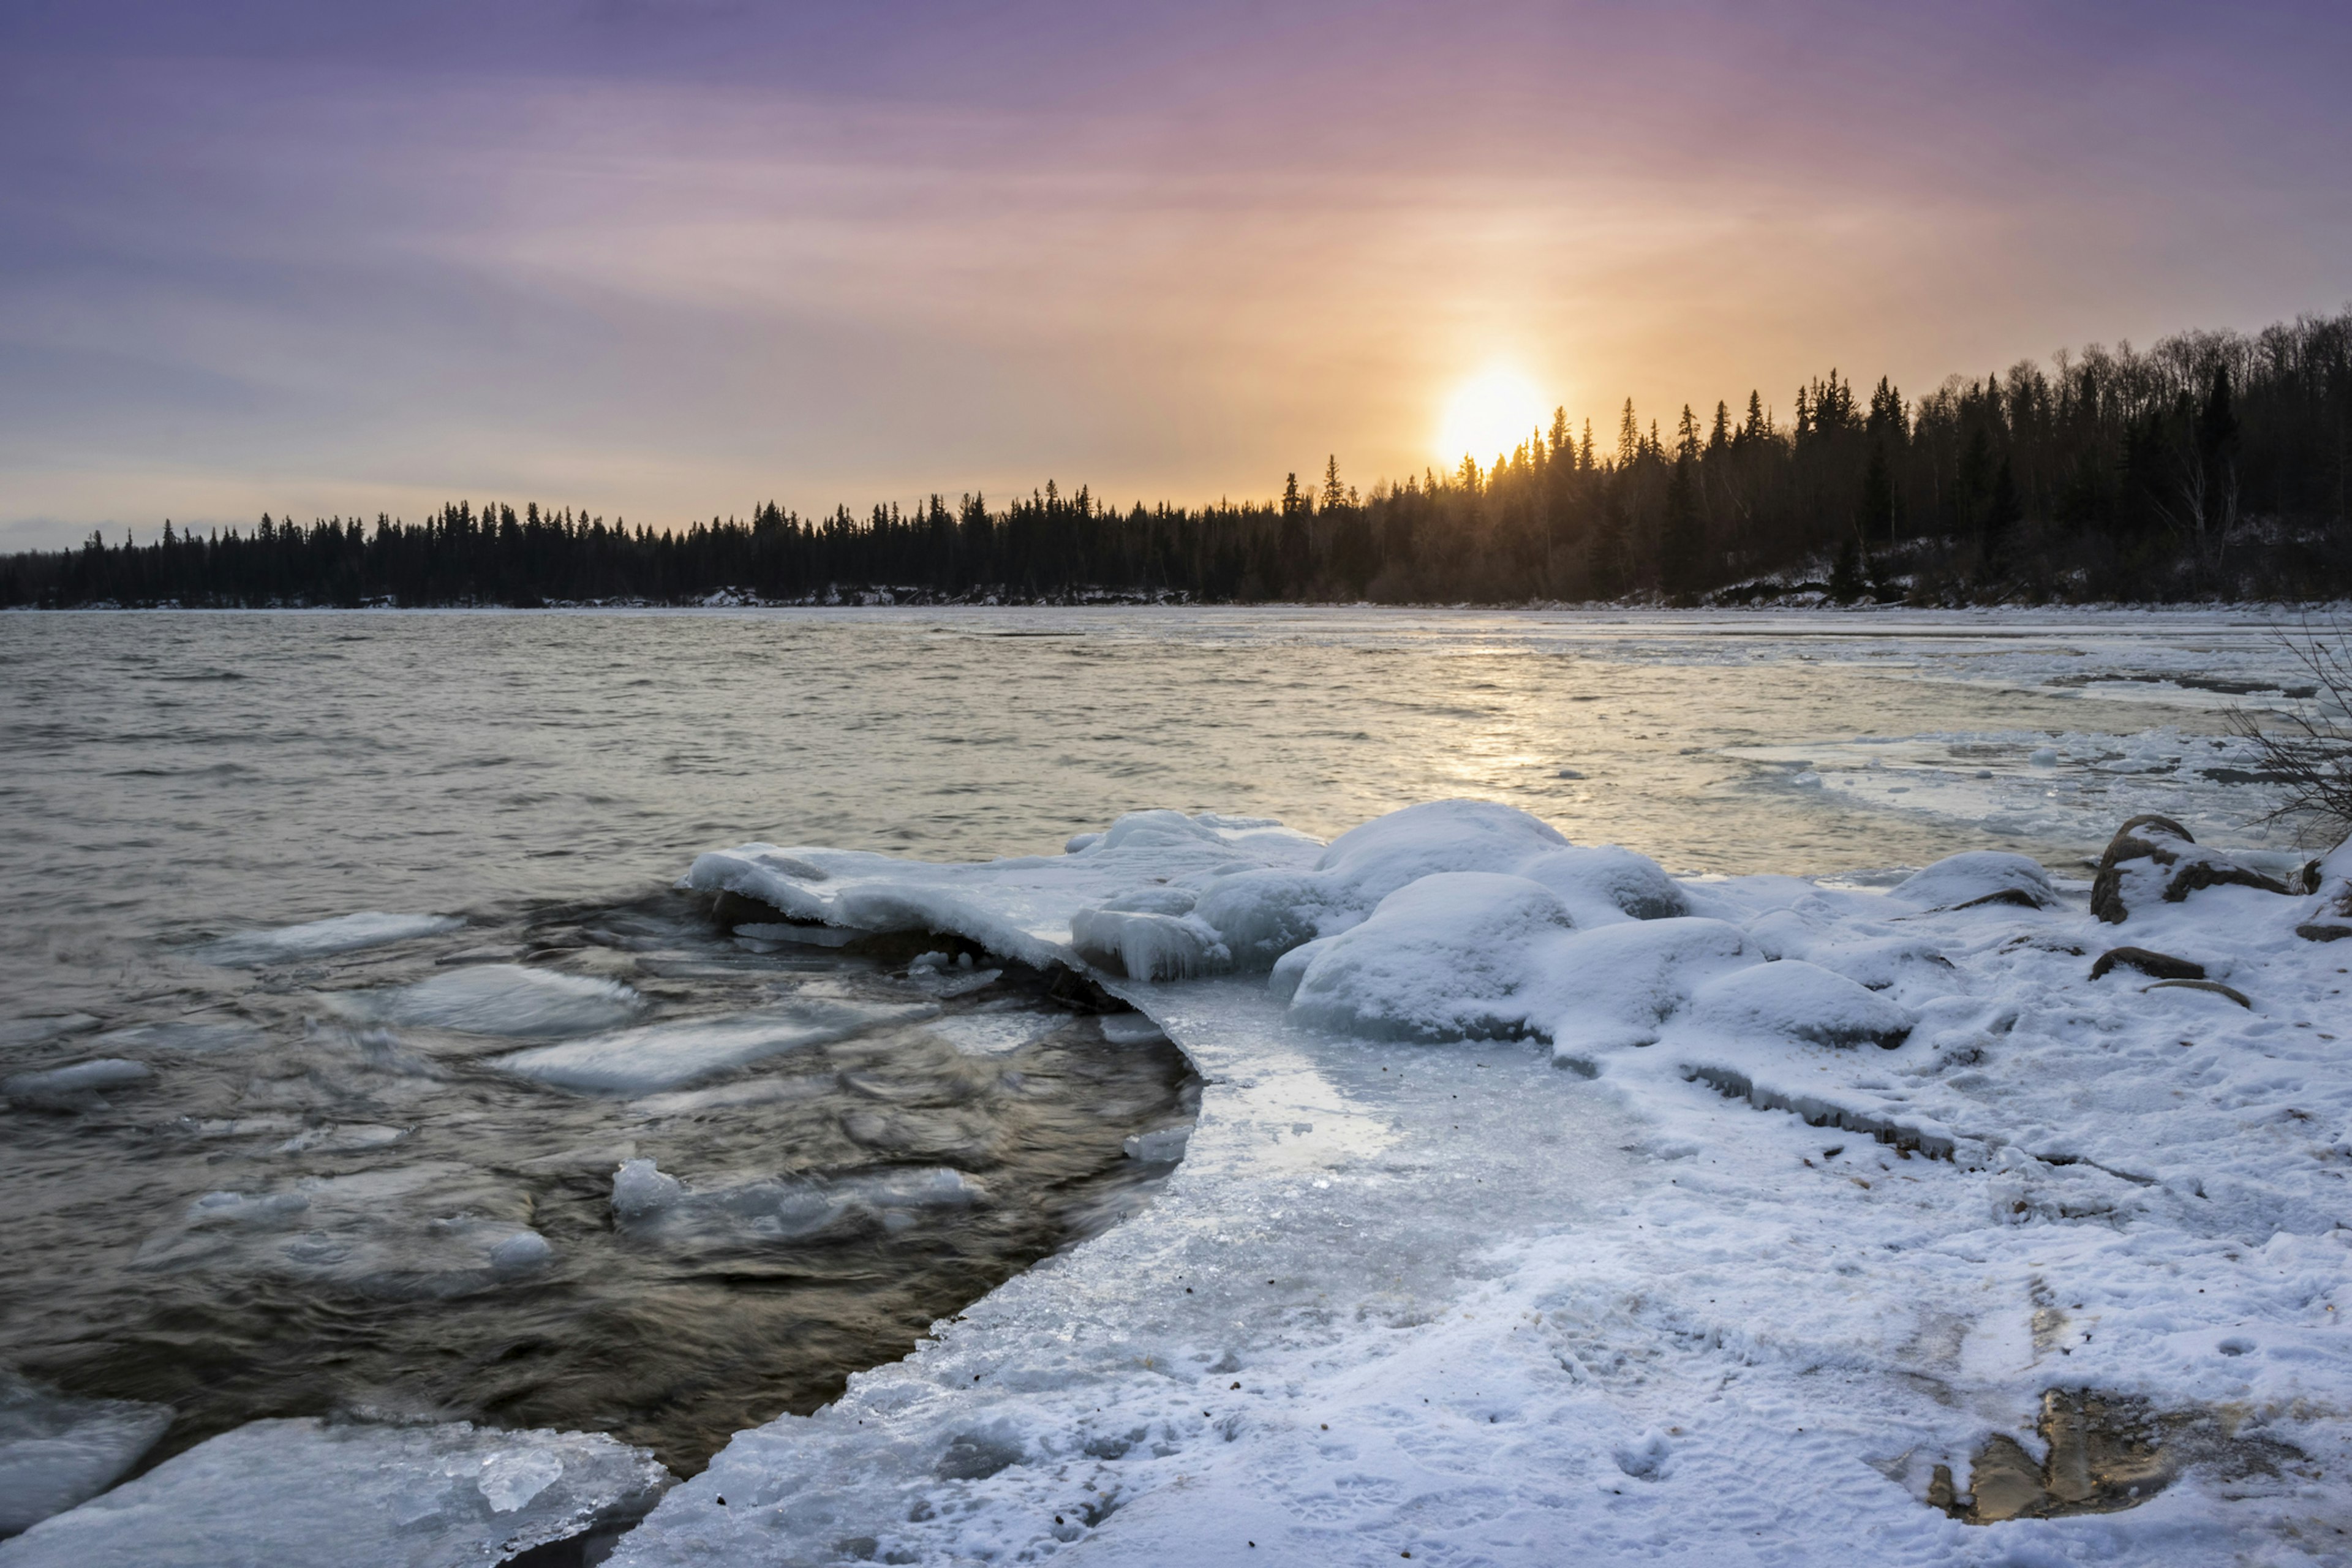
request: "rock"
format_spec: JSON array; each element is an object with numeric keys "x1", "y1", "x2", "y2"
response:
[
  {"x1": 2089, "y1": 947, "x2": 2206, "y2": 982},
  {"x1": 2296, "y1": 836, "x2": 2352, "y2": 941},
  {"x1": 2145, "y1": 978, "x2": 2253, "y2": 1008},
  {"x1": 2089, "y1": 815, "x2": 2290, "y2": 924}
]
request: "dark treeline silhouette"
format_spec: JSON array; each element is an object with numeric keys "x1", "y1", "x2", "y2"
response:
[{"x1": 9, "y1": 307, "x2": 2350, "y2": 609}]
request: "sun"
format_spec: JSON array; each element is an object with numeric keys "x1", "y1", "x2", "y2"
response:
[{"x1": 1436, "y1": 366, "x2": 1549, "y2": 468}]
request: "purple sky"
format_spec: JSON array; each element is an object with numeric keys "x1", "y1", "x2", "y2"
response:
[{"x1": 4, "y1": 1, "x2": 2348, "y2": 545}]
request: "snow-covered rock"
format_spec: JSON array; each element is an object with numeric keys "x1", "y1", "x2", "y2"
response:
[
  {"x1": 1890, "y1": 849, "x2": 2058, "y2": 911},
  {"x1": 2091, "y1": 814, "x2": 2292, "y2": 923}
]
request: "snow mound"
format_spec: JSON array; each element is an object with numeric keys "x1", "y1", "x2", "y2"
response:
[
  {"x1": 0, "y1": 1417, "x2": 669, "y2": 1567},
  {"x1": 192, "y1": 912, "x2": 463, "y2": 967},
  {"x1": 322, "y1": 965, "x2": 642, "y2": 1036},
  {"x1": 1536, "y1": 917, "x2": 1763, "y2": 1057},
  {"x1": 0, "y1": 1374, "x2": 171, "y2": 1538},
  {"x1": 1686, "y1": 959, "x2": 1918, "y2": 1048},
  {"x1": 1282, "y1": 873, "x2": 1574, "y2": 1041},
  {"x1": 492, "y1": 1001, "x2": 930, "y2": 1095},
  {"x1": 1889, "y1": 850, "x2": 2058, "y2": 911}
]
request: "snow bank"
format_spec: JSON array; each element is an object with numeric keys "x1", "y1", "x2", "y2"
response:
[
  {"x1": 0, "y1": 1417, "x2": 668, "y2": 1568},
  {"x1": 192, "y1": 911, "x2": 463, "y2": 967},
  {"x1": 322, "y1": 965, "x2": 641, "y2": 1036}
]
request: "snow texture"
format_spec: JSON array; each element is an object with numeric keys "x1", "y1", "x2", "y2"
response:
[{"x1": 0, "y1": 1417, "x2": 668, "y2": 1568}]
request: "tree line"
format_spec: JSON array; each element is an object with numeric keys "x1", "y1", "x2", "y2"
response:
[{"x1": 6, "y1": 306, "x2": 2349, "y2": 609}]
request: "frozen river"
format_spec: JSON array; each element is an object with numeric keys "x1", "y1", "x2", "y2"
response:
[{"x1": 0, "y1": 605, "x2": 2334, "y2": 1562}]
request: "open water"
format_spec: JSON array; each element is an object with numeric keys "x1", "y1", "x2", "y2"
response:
[{"x1": 0, "y1": 606, "x2": 2316, "y2": 1496}]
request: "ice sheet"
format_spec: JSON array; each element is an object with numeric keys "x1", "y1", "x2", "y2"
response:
[
  {"x1": 0, "y1": 1376, "x2": 170, "y2": 1538},
  {"x1": 0, "y1": 1417, "x2": 669, "y2": 1568}
]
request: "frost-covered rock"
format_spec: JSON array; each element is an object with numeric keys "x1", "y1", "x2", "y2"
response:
[
  {"x1": 1890, "y1": 850, "x2": 2058, "y2": 911},
  {"x1": 0, "y1": 1375, "x2": 170, "y2": 1537},
  {"x1": 0, "y1": 1417, "x2": 669, "y2": 1568},
  {"x1": 1686, "y1": 959, "x2": 1917, "y2": 1048},
  {"x1": 2091, "y1": 815, "x2": 2290, "y2": 924}
]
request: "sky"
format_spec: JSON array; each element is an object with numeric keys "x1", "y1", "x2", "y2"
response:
[{"x1": 2, "y1": 1, "x2": 2348, "y2": 547}]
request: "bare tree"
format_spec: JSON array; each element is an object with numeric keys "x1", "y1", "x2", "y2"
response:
[{"x1": 2230, "y1": 620, "x2": 2352, "y2": 848}]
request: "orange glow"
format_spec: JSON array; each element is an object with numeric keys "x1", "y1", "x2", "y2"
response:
[{"x1": 1434, "y1": 366, "x2": 1548, "y2": 469}]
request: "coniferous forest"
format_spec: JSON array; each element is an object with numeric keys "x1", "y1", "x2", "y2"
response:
[{"x1": 8, "y1": 308, "x2": 2350, "y2": 609}]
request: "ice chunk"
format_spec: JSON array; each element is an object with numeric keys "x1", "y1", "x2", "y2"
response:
[
  {"x1": 130, "y1": 1164, "x2": 546, "y2": 1300},
  {"x1": 1686, "y1": 959, "x2": 1918, "y2": 1048},
  {"x1": 609, "y1": 1158, "x2": 685, "y2": 1221},
  {"x1": 492, "y1": 1001, "x2": 930, "y2": 1095},
  {"x1": 0, "y1": 1374, "x2": 171, "y2": 1538},
  {"x1": 89, "y1": 1020, "x2": 255, "y2": 1054},
  {"x1": 925, "y1": 1012, "x2": 1064, "y2": 1057},
  {"x1": 0, "y1": 1017, "x2": 99, "y2": 1050},
  {"x1": 1286, "y1": 873, "x2": 1574, "y2": 1042},
  {"x1": 1123, "y1": 1126, "x2": 1191, "y2": 1163},
  {"x1": 1098, "y1": 1011, "x2": 1171, "y2": 1047},
  {"x1": 322, "y1": 965, "x2": 641, "y2": 1036},
  {"x1": 2, "y1": 1060, "x2": 151, "y2": 1112},
  {"x1": 274, "y1": 1123, "x2": 410, "y2": 1155},
  {"x1": 1069, "y1": 908, "x2": 1226, "y2": 980},
  {"x1": 611, "y1": 1163, "x2": 984, "y2": 1250},
  {"x1": 1890, "y1": 851, "x2": 2059, "y2": 911},
  {"x1": 0, "y1": 1417, "x2": 668, "y2": 1567},
  {"x1": 192, "y1": 912, "x2": 463, "y2": 967}
]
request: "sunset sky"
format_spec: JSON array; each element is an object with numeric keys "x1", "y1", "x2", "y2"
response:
[{"x1": 3, "y1": 1, "x2": 2347, "y2": 547}]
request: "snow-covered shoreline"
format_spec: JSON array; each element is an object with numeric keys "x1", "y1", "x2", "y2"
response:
[
  {"x1": 620, "y1": 803, "x2": 2352, "y2": 1564},
  {"x1": 10, "y1": 797, "x2": 2351, "y2": 1566}
]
